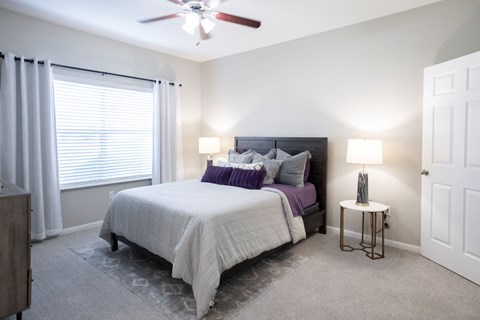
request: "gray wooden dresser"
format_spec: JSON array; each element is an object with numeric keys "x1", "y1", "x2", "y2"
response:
[{"x1": 0, "y1": 181, "x2": 32, "y2": 320}]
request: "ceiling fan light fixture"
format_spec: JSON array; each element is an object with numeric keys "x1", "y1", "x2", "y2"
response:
[
  {"x1": 200, "y1": 17, "x2": 215, "y2": 34},
  {"x1": 182, "y1": 22, "x2": 196, "y2": 34},
  {"x1": 182, "y1": 11, "x2": 200, "y2": 34},
  {"x1": 139, "y1": 0, "x2": 262, "y2": 39}
]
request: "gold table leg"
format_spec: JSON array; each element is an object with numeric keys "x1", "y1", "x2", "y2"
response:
[
  {"x1": 361, "y1": 211, "x2": 365, "y2": 244},
  {"x1": 364, "y1": 210, "x2": 385, "y2": 260},
  {"x1": 340, "y1": 206, "x2": 385, "y2": 260},
  {"x1": 381, "y1": 211, "x2": 385, "y2": 258},
  {"x1": 372, "y1": 212, "x2": 376, "y2": 258},
  {"x1": 340, "y1": 206, "x2": 344, "y2": 250},
  {"x1": 340, "y1": 206, "x2": 385, "y2": 259}
]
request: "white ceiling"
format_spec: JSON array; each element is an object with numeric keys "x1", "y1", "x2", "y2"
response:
[{"x1": 0, "y1": 0, "x2": 443, "y2": 62}]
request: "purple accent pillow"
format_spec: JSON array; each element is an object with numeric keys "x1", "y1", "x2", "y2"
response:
[
  {"x1": 201, "y1": 166, "x2": 233, "y2": 185},
  {"x1": 228, "y1": 168, "x2": 266, "y2": 190}
]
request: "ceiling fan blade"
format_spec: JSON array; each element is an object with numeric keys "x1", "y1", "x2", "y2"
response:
[
  {"x1": 204, "y1": 0, "x2": 227, "y2": 8},
  {"x1": 199, "y1": 23, "x2": 211, "y2": 40},
  {"x1": 211, "y1": 12, "x2": 261, "y2": 29},
  {"x1": 138, "y1": 13, "x2": 182, "y2": 24},
  {"x1": 165, "y1": 0, "x2": 185, "y2": 6}
]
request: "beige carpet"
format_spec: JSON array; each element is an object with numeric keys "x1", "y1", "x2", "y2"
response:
[
  {"x1": 71, "y1": 241, "x2": 309, "y2": 320},
  {"x1": 4, "y1": 227, "x2": 479, "y2": 320}
]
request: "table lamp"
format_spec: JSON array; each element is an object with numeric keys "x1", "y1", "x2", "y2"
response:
[
  {"x1": 346, "y1": 139, "x2": 383, "y2": 206},
  {"x1": 199, "y1": 137, "x2": 220, "y2": 167}
]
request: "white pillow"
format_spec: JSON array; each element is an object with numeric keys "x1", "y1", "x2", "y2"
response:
[{"x1": 217, "y1": 160, "x2": 263, "y2": 170}]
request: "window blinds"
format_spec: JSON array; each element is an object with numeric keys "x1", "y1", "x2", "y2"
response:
[{"x1": 54, "y1": 79, "x2": 153, "y2": 189}]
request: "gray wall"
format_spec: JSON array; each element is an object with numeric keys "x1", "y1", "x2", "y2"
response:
[
  {"x1": 201, "y1": 0, "x2": 480, "y2": 246},
  {"x1": 0, "y1": 8, "x2": 203, "y2": 228},
  {"x1": 2, "y1": 0, "x2": 480, "y2": 243}
]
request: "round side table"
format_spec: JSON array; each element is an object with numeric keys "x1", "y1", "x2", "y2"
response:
[{"x1": 339, "y1": 200, "x2": 389, "y2": 260}]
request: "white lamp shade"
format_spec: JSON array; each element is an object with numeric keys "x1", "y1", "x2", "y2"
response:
[
  {"x1": 199, "y1": 137, "x2": 220, "y2": 154},
  {"x1": 346, "y1": 139, "x2": 383, "y2": 165}
]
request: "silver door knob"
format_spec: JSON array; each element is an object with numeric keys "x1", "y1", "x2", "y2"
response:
[{"x1": 421, "y1": 169, "x2": 429, "y2": 176}]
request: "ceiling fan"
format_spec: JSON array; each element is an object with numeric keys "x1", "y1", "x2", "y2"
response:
[{"x1": 138, "y1": 0, "x2": 261, "y2": 41}]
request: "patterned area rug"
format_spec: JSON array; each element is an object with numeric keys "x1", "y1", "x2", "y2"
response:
[{"x1": 72, "y1": 241, "x2": 309, "y2": 320}]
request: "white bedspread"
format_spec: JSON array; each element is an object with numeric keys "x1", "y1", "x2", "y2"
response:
[{"x1": 99, "y1": 179, "x2": 305, "y2": 319}]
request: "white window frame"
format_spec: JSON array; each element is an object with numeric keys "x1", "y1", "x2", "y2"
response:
[{"x1": 53, "y1": 70, "x2": 154, "y2": 190}]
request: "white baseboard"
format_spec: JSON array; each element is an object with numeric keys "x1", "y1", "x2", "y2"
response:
[
  {"x1": 327, "y1": 226, "x2": 420, "y2": 253},
  {"x1": 60, "y1": 220, "x2": 103, "y2": 236},
  {"x1": 58, "y1": 221, "x2": 420, "y2": 253}
]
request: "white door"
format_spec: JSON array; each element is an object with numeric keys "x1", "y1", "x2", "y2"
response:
[{"x1": 421, "y1": 51, "x2": 480, "y2": 285}]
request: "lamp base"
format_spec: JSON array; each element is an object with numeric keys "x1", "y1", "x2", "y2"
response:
[
  {"x1": 356, "y1": 171, "x2": 369, "y2": 206},
  {"x1": 206, "y1": 159, "x2": 213, "y2": 167}
]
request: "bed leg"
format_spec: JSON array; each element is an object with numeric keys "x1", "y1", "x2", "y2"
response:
[
  {"x1": 319, "y1": 224, "x2": 327, "y2": 234},
  {"x1": 111, "y1": 233, "x2": 118, "y2": 251}
]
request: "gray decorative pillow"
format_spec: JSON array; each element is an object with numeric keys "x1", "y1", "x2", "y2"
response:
[
  {"x1": 276, "y1": 148, "x2": 312, "y2": 161},
  {"x1": 253, "y1": 154, "x2": 282, "y2": 184},
  {"x1": 275, "y1": 148, "x2": 290, "y2": 161},
  {"x1": 250, "y1": 148, "x2": 276, "y2": 159},
  {"x1": 275, "y1": 150, "x2": 312, "y2": 187},
  {"x1": 228, "y1": 149, "x2": 254, "y2": 163},
  {"x1": 217, "y1": 160, "x2": 263, "y2": 170},
  {"x1": 266, "y1": 148, "x2": 277, "y2": 159}
]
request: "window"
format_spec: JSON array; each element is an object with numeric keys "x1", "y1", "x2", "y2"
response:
[{"x1": 54, "y1": 76, "x2": 153, "y2": 189}]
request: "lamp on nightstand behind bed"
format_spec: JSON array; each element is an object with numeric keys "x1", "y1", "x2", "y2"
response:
[
  {"x1": 346, "y1": 138, "x2": 383, "y2": 206},
  {"x1": 199, "y1": 137, "x2": 220, "y2": 167}
]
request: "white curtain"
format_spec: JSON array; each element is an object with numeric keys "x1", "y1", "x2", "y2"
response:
[
  {"x1": 0, "y1": 53, "x2": 63, "y2": 240},
  {"x1": 152, "y1": 80, "x2": 184, "y2": 184}
]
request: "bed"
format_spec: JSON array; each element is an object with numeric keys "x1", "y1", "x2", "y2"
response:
[
  {"x1": 233, "y1": 137, "x2": 327, "y2": 234},
  {"x1": 99, "y1": 136, "x2": 327, "y2": 318}
]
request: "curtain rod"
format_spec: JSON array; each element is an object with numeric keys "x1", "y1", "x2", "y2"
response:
[{"x1": 0, "y1": 52, "x2": 182, "y2": 87}]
